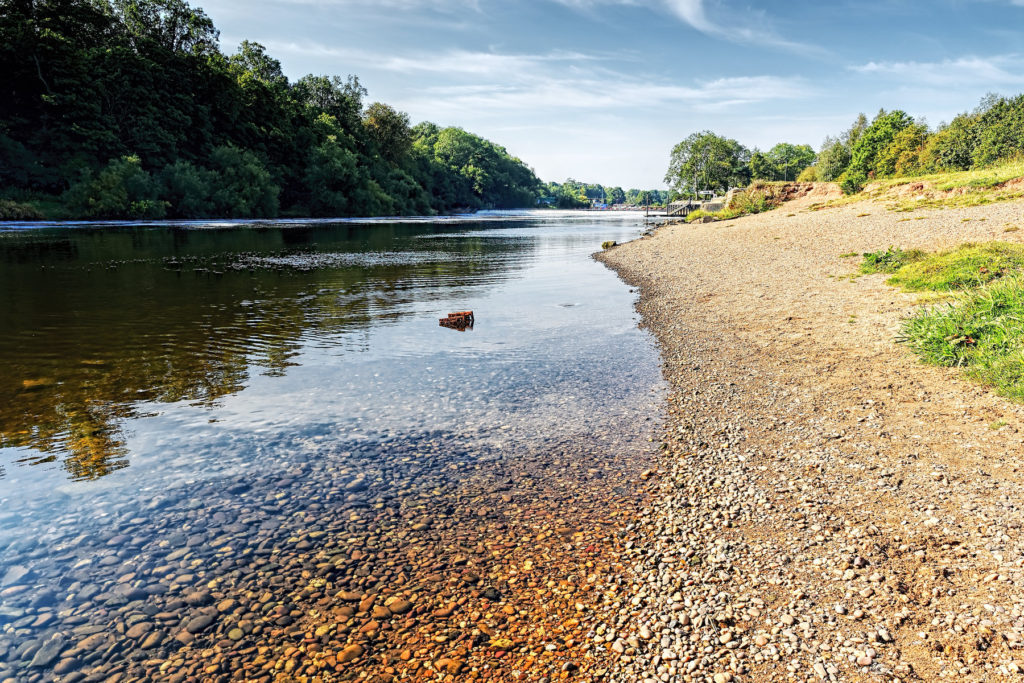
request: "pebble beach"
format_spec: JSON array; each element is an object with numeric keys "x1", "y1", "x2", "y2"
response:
[{"x1": 597, "y1": 194, "x2": 1024, "y2": 682}]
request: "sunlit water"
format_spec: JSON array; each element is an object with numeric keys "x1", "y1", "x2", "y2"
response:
[{"x1": 0, "y1": 210, "x2": 665, "y2": 677}]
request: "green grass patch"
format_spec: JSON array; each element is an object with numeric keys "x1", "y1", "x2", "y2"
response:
[
  {"x1": 860, "y1": 247, "x2": 926, "y2": 275},
  {"x1": 900, "y1": 276, "x2": 1024, "y2": 400},
  {"x1": 885, "y1": 242, "x2": 1024, "y2": 291}
]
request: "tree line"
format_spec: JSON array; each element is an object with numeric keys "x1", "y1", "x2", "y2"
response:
[
  {"x1": 542, "y1": 180, "x2": 668, "y2": 208},
  {"x1": 664, "y1": 92, "x2": 1024, "y2": 198},
  {"x1": 0, "y1": 0, "x2": 544, "y2": 219}
]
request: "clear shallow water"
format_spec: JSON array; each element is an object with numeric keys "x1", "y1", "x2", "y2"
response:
[{"x1": 0, "y1": 211, "x2": 665, "y2": 678}]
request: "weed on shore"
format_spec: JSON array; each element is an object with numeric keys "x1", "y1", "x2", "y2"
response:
[{"x1": 866, "y1": 241, "x2": 1024, "y2": 399}]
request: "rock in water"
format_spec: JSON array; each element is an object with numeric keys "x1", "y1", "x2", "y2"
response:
[{"x1": 30, "y1": 635, "x2": 65, "y2": 668}]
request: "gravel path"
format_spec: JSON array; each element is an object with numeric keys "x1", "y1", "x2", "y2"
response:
[{"x1": 598, "y1": 197, "x2": 1024, "y2": 682}]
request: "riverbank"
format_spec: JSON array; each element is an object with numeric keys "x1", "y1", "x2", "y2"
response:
[{"x1": 598, "y1": 197, "x2": 1024, "y2": 681}]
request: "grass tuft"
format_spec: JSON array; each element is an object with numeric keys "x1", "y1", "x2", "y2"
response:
[
  {"x1": 886, "y1": 242, "x2": 1024, "y2": 291},
  {"x1": 860, "y1": 247, "x2": 926, "y2": 275},
  {"x1": 900, "y1": 276, "x2": 1024, "y2": 400}
]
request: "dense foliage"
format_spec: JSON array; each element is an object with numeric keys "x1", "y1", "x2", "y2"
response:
[
  {"x1": 0, "y1": 0, "x2": 543, "y2": 218},
  {"x1": 805, "y1": 94, "x2": 1024, "y2": 194},
  {"x1": 664, "y1": 131, "x2": 751, "y2": 197}
]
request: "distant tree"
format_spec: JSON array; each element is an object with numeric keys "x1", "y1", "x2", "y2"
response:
[
  {"x1": 363, "y1": 102, "x2": 412, "y2": 164},
  {"x1": 665, "y1": 131, "x2": 748, "y2": 196},
  {"x1": 766, "y1": 143, "x2": 815, "y2": 181},
  {"x1": 875, "y1": 122, "x2": 929, "y2": 177},
  {"x1": 850, "y1": 109, "x2": 915, "y2": 176},
  {"x1": 113, "y1": 0, "x2": 219, "y2": 54},
  {"x1": 815, "y1": 137, "x2": 851, "y2": 181}
]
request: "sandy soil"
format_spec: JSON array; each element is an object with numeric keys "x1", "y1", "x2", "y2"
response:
[{"x1": 598, "y1": 197, "x2": 1024, "y2": 682}]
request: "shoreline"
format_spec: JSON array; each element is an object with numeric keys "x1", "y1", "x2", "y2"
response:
[{"x1": 596, "y1": 197, "x2": 1024, "y2": 681}]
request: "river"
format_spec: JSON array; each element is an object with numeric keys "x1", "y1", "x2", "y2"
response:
[{"x1": 0, "y1": 211, "x2": 664, "y2": 680}]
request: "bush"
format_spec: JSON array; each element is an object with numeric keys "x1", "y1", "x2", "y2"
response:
[
  {"x1": 208, "y1": 146, "x2": 280, "y2": 218},
  {"x1": 860, "y1": 246, "x2": 926, "y2": 275},
  {"x1": 0, "y1": 199, "x2": 44, "y2": 220},
  {"x1": 65, "y1": 155, "x2": 167, "y2": 219},
  {"x1": 796, "y1": 166, "x2": 817, "y2": 182},
  {"x1": 838, "y1": 169, "x2": 867, "y2": 195},
  {"x1": 159, "y1": 161, "x2": 217, "y2": 218}
]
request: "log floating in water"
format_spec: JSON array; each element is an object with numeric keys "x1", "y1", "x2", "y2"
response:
[{"x1": 439, "y1": 311, "x2": 474, "y2": 330}]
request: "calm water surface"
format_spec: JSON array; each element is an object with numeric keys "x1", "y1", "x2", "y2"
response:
[{"x1": 0, "y1": 211, "x2": 665, "y2": 677}]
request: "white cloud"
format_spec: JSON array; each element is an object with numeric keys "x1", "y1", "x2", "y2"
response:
[
  {"x1": 554, "y1": 0, "x2": 824, "y2": 54},
  {"x1": 268, "y1": 43, "x2": 606, "y2": 78},
  {"x1": 851, "y1": 55, "x2": 1024, "y2": 87}
]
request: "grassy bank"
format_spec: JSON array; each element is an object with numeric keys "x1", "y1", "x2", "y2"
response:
[
  {"x1": 812, "y1": 159, "x2": 1024, "y2": 212},
  {"x1": 862, "y1": 241, "x2": 1024, "y2": 399}
]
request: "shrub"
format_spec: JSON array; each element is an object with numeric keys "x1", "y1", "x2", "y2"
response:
[
  {"x1": 65, "y1": 155, "x2": 167, "y2": 219},
  {"x1": 208, "y1": 146, "x2": 280, "y2": 218},
  {"x1": 159, "y1": 161, "x2": 217, "y2": 218},
  {"x1": 796, "y1": 166, "x2": 817, "y2": 182},
  {"x1": 860, "y1": 246, "x2": 925, "y2": 275},
  {"x1": 0, "y1": 199, "x2": 44, "y2": 220},
  {"x1": 838, "y1": 169, "x2": 867, "y2": 195}
]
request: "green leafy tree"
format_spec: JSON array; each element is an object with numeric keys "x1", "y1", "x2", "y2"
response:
[
  {"x1": 766, "y1": 143, "x2": 815, "y2": 181},
  {"x1": 849, "y1": 110, "x2": 915, "y2": 176},
  {"x1": 875, "y1": 122, "x2": 929, "y2": 177},
  {"x1": 815, "y1": 137, "x2": 851, "y2": 181},
  {"x1": 363, "y1": 102, "x2": 412, "y2": 164},
  {"x1": 66, "y1": 155, "x2": 167, "y2": 218},
  {"x1": 665, "y1": 131, "x2": 749, "y2": 196}
]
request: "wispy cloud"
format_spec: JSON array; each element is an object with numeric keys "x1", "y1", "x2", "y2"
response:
[
  {"x1": 268, "y1": 41, "x2": 811, "y2": 115},
  {"x1": 268, "y1": 43, "x2": 608, "y2": 78},
  {"x1": 850, "y1": 55, "x2": 1024, "y2": 87},
  {"x1": 398, "y1": 72, "x2": 812, "y2": 116},
  {"x1": 555, "y1": 0, "x2": 824, "y2": 54}
]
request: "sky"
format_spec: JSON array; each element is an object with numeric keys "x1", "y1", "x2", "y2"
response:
[{"x1": 198, "y1": 0, "x2": 1024, "y2": 189}]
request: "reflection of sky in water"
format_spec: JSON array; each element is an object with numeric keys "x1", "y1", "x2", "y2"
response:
[{"x1": 0, "y1": 213, "x2": 664, "y2": 518}]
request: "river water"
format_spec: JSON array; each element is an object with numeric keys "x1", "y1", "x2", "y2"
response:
[{"x1": 0, "y1": 211, "x2": 664, "y2": 680}]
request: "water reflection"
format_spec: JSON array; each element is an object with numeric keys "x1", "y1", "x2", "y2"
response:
[{"x1": 0, "y1": 222, "x2": 529, "y2": 480}]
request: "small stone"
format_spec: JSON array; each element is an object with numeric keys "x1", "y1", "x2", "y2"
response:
[
  {"x1": 126, "y1": 622, "x2": 152, "y2": 639},
  {"x1": 29, "y1": 635, "x2": 65, "y2": 668},
  {"x1": 385, "y1": 597, "x2": 412, "y2": 615},
  {"x1": 186, "y1": 613, "x2": 216, "y2": 634},
  {"x1": 338, "y1": 644, "x2": 364, "y2": 663},
  {"x1": 1, "y1": 566, "x2": 33, "y2": 588}
]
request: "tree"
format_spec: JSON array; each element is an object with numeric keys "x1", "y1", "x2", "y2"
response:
[
  {"x1": 875, "y1": 122, "x2": 928, "y2": 177},
  {"x1": 665, "y1": 131, "x2": 748, "y2": 196},
  {"x1": 113, "y1": 0, "x2": 219, "y2": 55},
  {"x1": 363, "y1": 102, "x2": 412, "y2": 164},
  {"x1": 815, "y1": 137, "x2": 851, "y2": 181},
  {"x1": 849, "y1": 109, "x2": 914, "y2": 176},
  {"x1": 766, "y1": 143, "x2": 815, "y2": 181}
]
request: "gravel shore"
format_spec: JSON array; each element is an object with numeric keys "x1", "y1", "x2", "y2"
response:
[{"x1": 598, "y1": 197, "x2": 1024, "y2": 682}]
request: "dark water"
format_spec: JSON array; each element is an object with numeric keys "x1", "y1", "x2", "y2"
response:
[{"x1": 0, "y1": 211, "x2": 664, "y2": 679}]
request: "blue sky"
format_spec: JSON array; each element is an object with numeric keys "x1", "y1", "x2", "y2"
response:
[{"x1": 200, "y1": 0, "x2": 1024, "y2": 188}]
